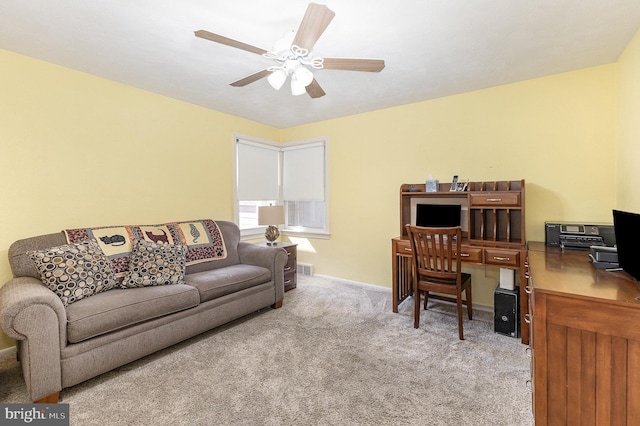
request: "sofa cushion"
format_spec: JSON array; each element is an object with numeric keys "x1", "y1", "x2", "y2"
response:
[
  {"x1": 65, "y1": 284, "x2": 199, "y2": 343},
  {"x1": 184, "y1": 264, "x2": 271, "y2": 303},
  {"x1": 29, "y1": 239, "x2": 118, "y2": 306},
  {"x1": 120, "y1": 240, "x2": 187, "y2": 288}
]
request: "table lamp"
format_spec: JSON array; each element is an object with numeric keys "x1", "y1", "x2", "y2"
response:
[{"x1": 258, "y1": 205, "x2": 285, "y2": 245}]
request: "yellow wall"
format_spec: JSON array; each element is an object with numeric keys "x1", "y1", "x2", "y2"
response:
[
  {"x1": 616, "y1": 28, "x2": 640, "y2": 211},
  {"x1": 0, "y1": 49, "x2": 278, "y2": 349},
  {"x1": 282, "y1": 65, "x2": 617, "y2": 306},
  {"x1": 0, "y1": 41, "x2": 632, "y2": 350}
]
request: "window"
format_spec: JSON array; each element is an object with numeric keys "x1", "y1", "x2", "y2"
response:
[{"x1": 234, "y1": 134, "x2": 329, "y2": 238}]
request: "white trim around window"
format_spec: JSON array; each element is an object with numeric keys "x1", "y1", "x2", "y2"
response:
[{"x1": 233, "y1": 133, "x2": 330, "y2": 239}]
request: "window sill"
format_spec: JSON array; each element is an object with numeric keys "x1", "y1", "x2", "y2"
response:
[
  {"x1": 282, "y1": 230, "x2": 330, "y2": 240},
  {"x1": 240, "y1": 229, "x2": 330, "y2": 241}
]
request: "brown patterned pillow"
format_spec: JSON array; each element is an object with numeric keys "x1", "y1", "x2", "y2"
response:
[
  {"x1": 29, "y1": 239, "x2": 118, "y2": 306},
  {"x1": 120, "y1": 239, "x2": 187, "y2": 288}
]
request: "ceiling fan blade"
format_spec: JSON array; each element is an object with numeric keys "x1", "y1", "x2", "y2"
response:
[
  {"x1": 306, "y1": 79, "x2": 326, "y2": 98},
  {"x1": 230, "y1": 69, "x2": 271, "y2": 87},
  {"x1": 194, "y1": 30, "x2": 267, "y2": 55},
  {"x1": 292, "y1": 3, "x2": 335, "y2": 52},
  {"x1": 322, "y1": 58, "x2": 385, "y2": 72}
]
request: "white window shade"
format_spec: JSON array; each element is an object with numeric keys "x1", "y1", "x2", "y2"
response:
[
  {"x1": 283, "y1": 144, "x2": 325, "y2": 201},
  {"x1": 236, "y1": 140, "x2": 279, "y2": 201}
]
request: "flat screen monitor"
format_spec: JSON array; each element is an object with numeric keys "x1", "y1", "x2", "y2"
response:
[
  {"x1": 613, "y1": 209, "x2": 640, "y2": 281},
  {"x1": 416, "y1": 204, "x2": 461, "y2": 228}
]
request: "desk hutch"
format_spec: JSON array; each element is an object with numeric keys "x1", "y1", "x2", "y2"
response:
[{"x1": 391, "y1": 179, "x2": 530, "y2": 343}]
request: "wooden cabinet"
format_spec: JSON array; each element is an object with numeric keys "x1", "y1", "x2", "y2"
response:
[
  {"x1": 257, "y1": 242, "x2": 297, "y2": 292},
  {"x1": 281, "y1": 243, "x2": 297, "y2": 292},
  {"x1": 393, "y1": 180, "x2": 529, "y2": 343},
  {"x1": 527, "y1": 242, "x2": 640, "y2": 425}
]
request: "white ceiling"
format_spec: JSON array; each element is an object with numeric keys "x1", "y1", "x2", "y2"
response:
[{"x1": 2, "y1": 1, "x2": 640, "y2": 128}]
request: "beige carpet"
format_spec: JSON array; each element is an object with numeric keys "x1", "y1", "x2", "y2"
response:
[{"x1": 0, "y1": 275, "x2": 534, "y2": 425}]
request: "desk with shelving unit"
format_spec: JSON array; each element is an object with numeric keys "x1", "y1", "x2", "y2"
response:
[{"x1": 392, "y1": 179, "x2": 529, "y2": 343}]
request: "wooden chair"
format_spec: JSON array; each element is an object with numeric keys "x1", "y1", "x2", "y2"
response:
[{"x1": 405, "y1": 225, "x2": 473, "y2": 340}]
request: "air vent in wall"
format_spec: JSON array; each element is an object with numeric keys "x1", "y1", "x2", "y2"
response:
[{"x1": 297, "y1": 263, "x2": 313, "y2": 276}]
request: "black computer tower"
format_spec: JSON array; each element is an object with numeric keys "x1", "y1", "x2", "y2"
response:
[{"x1": 494, "y1": 286, "x2": 519, "y2": 338}]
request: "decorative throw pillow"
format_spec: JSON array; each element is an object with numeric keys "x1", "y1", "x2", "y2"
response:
[
  {"x1": 29, "y1": 239, "x2": 118, "y2": 306},
  {"x1": 120, "y1": 239, "x2": 187, "y2": 288}
]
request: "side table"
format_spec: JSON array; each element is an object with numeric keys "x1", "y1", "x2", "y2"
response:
[{"x1": 257, "y1": 242, "x2": 297, "y2": 291}]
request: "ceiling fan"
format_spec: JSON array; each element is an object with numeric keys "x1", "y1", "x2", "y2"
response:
[{"x1": 194, "y1": 3, "x2": 385, "y2": 98}]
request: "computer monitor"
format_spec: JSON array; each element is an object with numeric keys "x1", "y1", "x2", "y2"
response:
[
  {"x1": 612, "y1": 209, "x2": 640, "y2": 281},
  {"x1": 416, "y1": 204, "x2": 461, "y2": 228}
]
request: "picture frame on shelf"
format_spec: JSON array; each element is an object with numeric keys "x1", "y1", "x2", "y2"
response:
[{"x1": 451, "y1": 179, "x2": 468, "y2": 192}]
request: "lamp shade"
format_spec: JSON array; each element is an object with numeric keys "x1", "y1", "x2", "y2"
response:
[
  {"x1": 294, "y1": 66, "x2": 314, "y2": 86},
  {"x1": 290, "y1": 77, "x2": 307, "y2": 96},
  {"x1": 258, "y1": 205, "x2": 285, "y2": 225},
  {"x1": 267, "y1": 69, "x2": 287, "y2": 90}
]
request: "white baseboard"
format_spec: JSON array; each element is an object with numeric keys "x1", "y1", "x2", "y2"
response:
[
  {"x1": 313, "y1": 274, "x2": 391, "y2": 293},
  {"x1": 312, "y1": 274, "x2": 493, "y2": 313}
]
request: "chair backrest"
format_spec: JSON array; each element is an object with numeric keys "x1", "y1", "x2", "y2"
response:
[{"x1": 405, "y1": 225, "x2": 463, "y2": 284}]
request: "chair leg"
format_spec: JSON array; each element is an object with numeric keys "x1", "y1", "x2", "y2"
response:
[
  {"x1": 423, "y1": 291, "x2": 429, "y2": 310},
  {"x1": 414, "y1": 290, "x2": 420, "y2": 328},
  {"x1": 456, "y1": 294, "x2": 464, "y2": 340},
  {"x1": 466, "y1": 287, "x2": 473, "y2": 320}
]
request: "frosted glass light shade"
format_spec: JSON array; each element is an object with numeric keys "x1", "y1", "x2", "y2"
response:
[
  {"x1": 294, "y1": 66, "x2": 314, "y2": 86},
  {"x1": 267, "y1": 69, "x2": 287, "y2": 90},
  {"x1": 290, "y1": 77, "x2": 307, "y2": 96}
]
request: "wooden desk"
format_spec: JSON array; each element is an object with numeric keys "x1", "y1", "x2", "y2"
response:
[
  {"x1": 392, "y1": 237, "x2": 528, "y2": 342},
  {"x1": 392, "y1": 178, "x2": 529, "y2": 343},
  {"x1": 527, "y1": 241, "x2": 640, "y2": 424}
]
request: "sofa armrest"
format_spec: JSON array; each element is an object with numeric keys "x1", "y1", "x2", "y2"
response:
[
  {"x1": 0, "y1": 277, "x2": 66, "y2": 401},
  {"x1": 1, "y1": 277, "x2": 68, "y2": 344},
  {"x1": 237, "y1": 242, "x2": 288, "y2": 303}
]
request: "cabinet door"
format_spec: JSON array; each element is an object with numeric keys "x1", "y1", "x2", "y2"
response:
[{"x1": 533, "y1": 292, "x2": 640, "y2": 425}]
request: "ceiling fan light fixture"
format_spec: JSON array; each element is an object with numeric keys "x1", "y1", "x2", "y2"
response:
[
  {"x1": 290, "y1": 76, "x2": 307, "y2": 96},
  {"x1": 267, "y1": 69, "x2": 287, "y2": 90},
  {"x1": 293, "y1": 66, "x2": 314, "y2": 87},
  {"x1": 195, "y1": 3, "x2": 384, "y2": 99}
]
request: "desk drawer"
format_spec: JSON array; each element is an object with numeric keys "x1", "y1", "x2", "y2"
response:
[
  {"x1": 283, "y1": 244, "x2": 297, "y2": 291},
  {"x1": 395, "y1": 240, "x2": 413, "y2": 255},
  {"x1": 284, "y1": 256, "x2": 296, "y2": 274},
  {"x1": 397, "y1": 240, "x2": 482, "y2": 263},
  {"x1": 485, "y1": 249, "x2": 520, "y2": 266},
  {"x1": 469, "y1": 192, "x2": 521, "y2": 207},
  {"x1": 456, "y1": 247, "x2": 483, "y2": 263},
  {"x1": 284, "y1": 269, "x2": 297, "y2": 291}
]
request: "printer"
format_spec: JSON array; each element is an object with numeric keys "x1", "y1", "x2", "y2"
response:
[{"x1": 545, "y1": 222, "x2": 616, "y2": 250}]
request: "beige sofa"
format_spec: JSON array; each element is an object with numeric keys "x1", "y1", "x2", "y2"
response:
[{"x1": 0, "y1": 220, "x2": 287, "y2": 403}]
